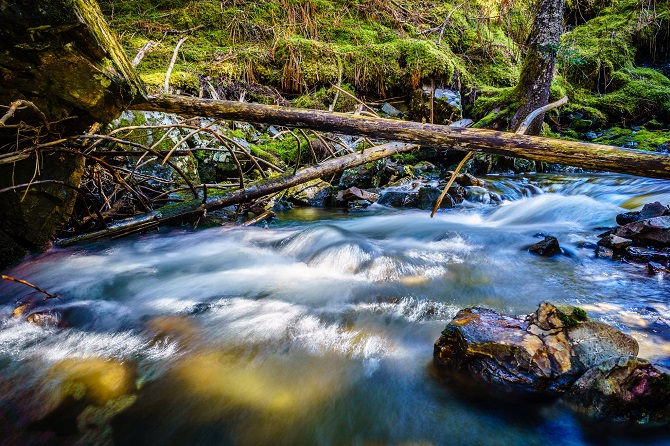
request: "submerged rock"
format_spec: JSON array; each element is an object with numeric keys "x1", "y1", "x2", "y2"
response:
[
  {"x1": 433, "y1": 302, "x2": 637, "y2": 393},
  {"x1": 565, "y1": 356, "x2": 670, "y2": 423},
  {"x1": 529, "y1": 236, "x2": 561, "y2": 257}
]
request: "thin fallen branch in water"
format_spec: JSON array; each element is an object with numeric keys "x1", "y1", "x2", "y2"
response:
[
  {"x1": 430, "y1": 151, "x2": 473, "y2": 217},
  {"x1": 1, "y1": 275, "x2": 58, "y2": 300},
  {"x1": 242, "y1": 210, "x2": 275, "y2": 227}
]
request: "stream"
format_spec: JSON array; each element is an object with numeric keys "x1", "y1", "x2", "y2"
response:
[{"x1": 1, "y1": 173, "x2": 670, "y2": 445}]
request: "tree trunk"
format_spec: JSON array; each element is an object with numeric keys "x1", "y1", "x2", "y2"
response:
[
  {"x1": 510, "y1": 0, "x2": 566, "y2": 134},
  {"x1": 0, "y1": 0, "x2": 146, "y2": 267},
  {"x1": 131, "y1": 96, "x2": 670, "y2": 180}
]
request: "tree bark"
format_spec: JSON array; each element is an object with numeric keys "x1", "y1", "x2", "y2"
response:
[
  {"x1": 131, "y1": 95, "x2": 670, "y2": 180},
  {"x1": 0, "y1": 0, "x2": 145, "y2": 267},
  {"x1": 510, "y1": 0, "x2": 566, "y2": 134}
]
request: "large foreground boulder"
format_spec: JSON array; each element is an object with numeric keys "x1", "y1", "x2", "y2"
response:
[
  {"x1": 433, "y1": 302, "x2": 638, "y2": 392},
  {"x1": 433, "y1": 302, "x2": 670, "y2": 423}
]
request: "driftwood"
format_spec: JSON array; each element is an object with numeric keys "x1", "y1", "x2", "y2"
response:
[
  {"x1": 131, "y1": 95, "x2": 670, "y2": 180},
  {"x1": 56, "y1": 142, "x2": 418, "y2": 245}
]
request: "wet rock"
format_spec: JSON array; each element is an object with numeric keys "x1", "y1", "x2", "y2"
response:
[
  {"x1": 417, "y1": 187, "x2": 454, "y2": 211},
  {"x1": 412, "y1": 161, "x2": 441, "y2": 179},
  {"x1": 529, "y1": 236, "x2": 561, "y2": 257},
  {"x1": 615, "y1": 216, "x2": 670, "y2": 245},
  {"x1": 30, "y1": 359, "x2": 137, "y2": 438},
  {"x1": 597, "y1": 234, "x2": 632, "y2": 250},
  {"x1": 336, "y1": 186, "x2": 380, "y2": 203},
  {"x1": 433, "y1": 302, "x2": 637, "y2": 393},
  {"x1": 453, "y1": 172, "x2": 483, "y2": 187},
  {"x1": 449, "y1": 118, "x2": 474, "y2": 128},
  {"x1": 648, "y1": 261, "x2": 670, "y2": 275},
  {"x1": 348, "y1": 200, "x2": 372, "y2": 211},
  {"x1": 286, "y1": 179, "x2": 332, "y2": 207},
  {"x1": 377, "y1": 191, "x2": 418, "y2": 208},
  {"x1": 595, "y1": 246, "x2": 615, "y2": 260},
  {"x1": 339, "y1": 160, "x2": 395, "y2": 188},
  {"x1": 26, "y1": 311, "x2": 62, "y2": 327},
  {"x1": 565, "y1": 356, "x2": 670, "y2": 423},
  {"x1": 380, "y1": 102, "x2": 404, "y2": 118},
  {"x1": 639, "y1": 201, "x2": 669, "y2": 220},
  {"x1": 464, "y1": 186, "x2": 491, "y2": 204},
  {"x1": 624, "y1": 246, "x2": 670, "y2": 263}
]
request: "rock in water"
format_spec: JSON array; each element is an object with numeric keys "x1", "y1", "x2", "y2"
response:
[
  {"x1": 565, "y1": 356, "x2": 670, "y2": 423},
  {"x1": 433, "y1": 302, "x2": 638, "y2": 393},
  {"x1": 529, "y1": 236, "x2": 561, "y2": 256},
  {"x1": 615, "y1": 216, "x2": 670, "y2": 246}
]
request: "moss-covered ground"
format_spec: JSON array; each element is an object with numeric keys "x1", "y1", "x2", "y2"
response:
[{"x1": 99, "y1": 0, "x2": 670, "y2": 143}]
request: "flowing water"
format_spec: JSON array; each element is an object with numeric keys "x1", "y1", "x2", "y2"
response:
[{"x1": 1, "y1": 173, "x2": 670, "y2": 445}]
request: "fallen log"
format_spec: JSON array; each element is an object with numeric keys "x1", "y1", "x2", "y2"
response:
[
  {"x1": 131, "y1": 95, "x2": 670, "y2": 180},
  {"x1": 56, "y1": 142, "x2": 418, "y2": 245}
]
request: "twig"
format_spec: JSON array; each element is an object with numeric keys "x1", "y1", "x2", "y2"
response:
[
  {"x1": 298, "y1": 128, "x2": 318, "y2": 163},
  {"x1": 0, "y1": 100, "x2": 50, "y2": 131},
  {"x1": 164, "y1": 36, "x2": 188, "y2": 94},
  {"x1": 1, "y1": 275, "x2": 57, "y2": 300},
  {"x1": 430, "y1": 151, "x2": 473, "y2": 217},
  {"x1": 437, "y1": 2, "x2": 466, "y2": 46},
  {"x1": 242, "y1": 210, "x2": 275, "y2": 227},
  {"x1": 330, "y1": 85, "x2": 377, "y2": 115},
  {"x1": 132, "y1": 40, "x2": 157, "y2": 68},
  {"x1": 515, "y1": 96, "x2": 568, "y2": 135}
]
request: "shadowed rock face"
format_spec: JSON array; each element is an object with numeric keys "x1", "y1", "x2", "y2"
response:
[
  {"x1": 433, "y1": 302, "x2": 638, "y2": 393},
  {"x1": 566, "y1": 356, "x2": 670, "y2": 423}
]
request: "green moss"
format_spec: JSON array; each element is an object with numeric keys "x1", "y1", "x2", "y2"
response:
[
  {"x1": 593, "y1": 126, "x2": 670, "y2": 152},
  {"x1": 557, "y1": 306, "x2": 588, "y2": 328}
]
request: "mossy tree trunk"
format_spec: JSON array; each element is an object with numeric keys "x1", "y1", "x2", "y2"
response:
[
  {"x1": 0, "y1": 0, "x2": 145, "y2": 266},
  {"x1": 510, "y1": 0, "x2": 566, "y2": 135}
]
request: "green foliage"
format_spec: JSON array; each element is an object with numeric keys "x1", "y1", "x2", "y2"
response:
[{"x1": 593, "y1": 126, "x2": 670, "y2": 152}]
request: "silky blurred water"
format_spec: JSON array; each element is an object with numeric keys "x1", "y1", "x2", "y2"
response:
[{"x1": 1, "y1": 173, "x2": 670, "y2": 445}]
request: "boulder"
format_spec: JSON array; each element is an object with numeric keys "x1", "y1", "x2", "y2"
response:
[
  {"x1": 565, "y1": 356, "x2": 670, "y2": 423},
  {"x1": 433, "y1": 302, "x2": 638, "y2": 393},
  {"x1": 639, "y1": 201, "x2": 669, "y2": 220},
  {"x1": 615, "y1": 216, "x2": 670, "y2": 246},
  {"x1": 597, "y1": 234, "x2": 632, "y2": 250},
  {"x1": 286, "y1": 179, "x2": 332, "y2": 207},
  {"x1": 616, "y1": 211, "x2": 640, "y2": 226},
  {"x1": 453, "y1": 172, "x2": 483, "y2": 187},
  {"x1": 412, "y1": 161, "x2": 441, "y2": 179},
  {"x1": 648, "y1": 261, "x2": 670, "y2": 275},
  {"x1": 408, "y1": 87, "x2": 462, "y2": 125},
  {"x1": 26, "y1": 311, "x2": 62, "y2": 327},
  {"x1": 464, "y1": 186, "x2": 491, "y2": 204},
  {"x1": 529, "y1": 236, "x2": 561, "y2": 257},
  {"x1": 336, "y1": 187, "x2": 380, "y2": 203},
  {"x1": 417, "y1": 187, "x2": 454, "y2": 211},
  {"x1": 377, "y1": 191, "x2": 418, "y2": 208}
]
